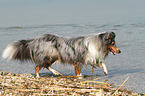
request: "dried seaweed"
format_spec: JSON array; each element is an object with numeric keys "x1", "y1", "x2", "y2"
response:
[{"x1": 0, "y1": 71, "x2": 143, "y2": 96}]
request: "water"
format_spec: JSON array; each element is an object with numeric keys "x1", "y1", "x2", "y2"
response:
[{"x1": 0, "y1": 0, "x2": 145, "y2": 93}]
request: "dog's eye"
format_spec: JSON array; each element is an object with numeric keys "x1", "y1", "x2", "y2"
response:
[
  {"x1": 112, "y1": 42, "x2": 115, "y2": 45},
  {"x1": 107, "y1": 39, "x2": 111, "y2": 44},
  {"x1": 106, "y1": 38, "x2": 115, "y2": 45}
]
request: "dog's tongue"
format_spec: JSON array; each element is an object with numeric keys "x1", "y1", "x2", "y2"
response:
[{"x1": 111, "y1": 49, "x2": 115, "y2": 55}]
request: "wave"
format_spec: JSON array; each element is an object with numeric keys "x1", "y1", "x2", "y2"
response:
[{"x1": 0, "y1": 23, "x2": 135, "y2": 31}]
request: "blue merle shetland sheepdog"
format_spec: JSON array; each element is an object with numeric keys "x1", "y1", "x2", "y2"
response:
[{"x1": 2, "y1": 32, "x2": 121, "y2": 77}]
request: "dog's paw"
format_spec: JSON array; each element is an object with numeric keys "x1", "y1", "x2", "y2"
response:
[
  {"x1": 104, "y1": 72, "x2": 108, "y2": 76},
  {"x1": 53, "y1": 71, "x2": 63, "y2": 76}
]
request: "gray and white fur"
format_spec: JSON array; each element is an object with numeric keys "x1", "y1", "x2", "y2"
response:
[{"x1": 2, "y1": 32, "x2": 121, "y2": 77}]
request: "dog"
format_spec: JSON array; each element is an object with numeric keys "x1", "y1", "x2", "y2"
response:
[{"x1": 2, "y1": 32, "x2": 121, "y2": 77}]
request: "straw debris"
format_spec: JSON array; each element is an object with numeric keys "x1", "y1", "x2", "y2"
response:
[{"x1": 0, "y1": 71, "x2": 143, "y2": 95}]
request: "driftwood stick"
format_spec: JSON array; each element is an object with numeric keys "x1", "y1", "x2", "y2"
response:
[
  {"x1": 90, "y1": 64, "x2": 97, "y2": 78},
  {"x1": 112, "y1": 76, "x2": 129, "y2": 96},
  {"x1": 90, "y1": 66, "x2": 94, "y2": 77}
]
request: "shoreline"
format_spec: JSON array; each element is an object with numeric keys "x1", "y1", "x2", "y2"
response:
[{"x1": 0, "y1": 71, "x2": 144, "y2": 95}]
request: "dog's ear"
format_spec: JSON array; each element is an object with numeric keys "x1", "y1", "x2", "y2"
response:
[
  {"x1": 105, "y1": 32, "x2": 116, "y2": 44},
  {"x1": 110, "y1": 32, "x2": 116, "y2": 38},
  {"x1": 106, "y1": 32, "x2": 116, "y2": 40},
  {"x1": 99, "y1": 33, "x2": 106, "y2": 40},
  {"x1": 99, "y1": 32, "x2": 116, "y2": 44}
]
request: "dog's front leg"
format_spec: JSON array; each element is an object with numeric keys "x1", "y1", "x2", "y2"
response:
[
  {"x1": 97, "y1": 60, "x2": 108, "y2": 75},
  {"x1": 101, "y1": 63, "x2": 108, "y2": 75}
]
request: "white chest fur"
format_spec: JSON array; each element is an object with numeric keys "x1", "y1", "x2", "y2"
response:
[{"x1": 84, "y1": 37, "x2": 105, "y2": 64}]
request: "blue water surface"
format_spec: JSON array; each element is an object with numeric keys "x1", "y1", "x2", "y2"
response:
[{"x1": 0, "y1": 0, "x2": 145, "y2": 93}]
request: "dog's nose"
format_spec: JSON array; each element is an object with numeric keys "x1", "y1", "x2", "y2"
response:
[{"x1": 118, "y1": 50, "x2": 121, "y2": 53}]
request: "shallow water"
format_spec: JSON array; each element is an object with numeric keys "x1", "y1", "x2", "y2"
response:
[{"x1": 0, "y1": 0, "x2": 145, "y2": 93}]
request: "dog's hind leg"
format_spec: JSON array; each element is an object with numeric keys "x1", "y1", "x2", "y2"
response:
[
  {"x1": 101, "y1": 63, "x2": 108, "y2": 75},
  {"x1": 35, "y1": 65, "x2": 42, "y2": 78},
  {"x1": 74, "y1": 62, "x2": 82, "y2": 78},
  {"x1": 47, "y1": 67, "x2": 62, "y2": 75},
  {"x1": 46, "y1": 57, "x2": 63, "y2": 76}
]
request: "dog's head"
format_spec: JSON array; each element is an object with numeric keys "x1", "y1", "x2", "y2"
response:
[
  {"x1": 106, "y1": 32, "x2": 121, "y2": 55},
  {"x1": 100, "y1": 32, "x2": 121, "y2": 55}
]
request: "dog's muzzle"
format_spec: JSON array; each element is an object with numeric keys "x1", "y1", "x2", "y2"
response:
[{"x1": 109, "y1": 48, "x2": 121, "y2": 55}]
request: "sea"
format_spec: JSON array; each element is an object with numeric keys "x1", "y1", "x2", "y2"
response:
[{"x1": 0, "y1": 0, "x2": 145, "y2": 93}]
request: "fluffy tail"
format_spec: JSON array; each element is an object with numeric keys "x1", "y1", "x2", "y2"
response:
[{"x1": 2, "y1": 39, "x2": 33, "y2": 61}]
